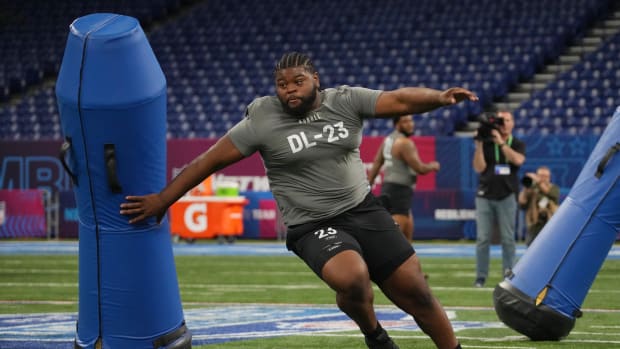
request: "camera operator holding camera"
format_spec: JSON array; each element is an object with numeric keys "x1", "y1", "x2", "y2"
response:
[
  {"x1": 518, "y1": 166, "x2": 560, "y2": 246},
  {"x1": 472, "y1": 110, "x2": 525, "y2": 288}
]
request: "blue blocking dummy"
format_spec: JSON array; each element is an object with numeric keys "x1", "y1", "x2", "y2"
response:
[
  {"x1": 56, "y1": 14, "x2": 191, "y2": 349},
  {"x1": 494, "y1": 107, "x2": 620, "y2": 340}
]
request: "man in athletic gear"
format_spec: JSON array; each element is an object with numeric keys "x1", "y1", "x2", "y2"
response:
[
  {"x1": 368, "y1": 115, "x2": 440, "y2": 241},
  {"x1": 120, "y1": 52, "x2": 477, "y2": 349}
]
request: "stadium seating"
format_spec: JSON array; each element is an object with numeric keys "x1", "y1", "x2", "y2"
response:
[
  {"x1": 0, "y1": 0, "x2": 617, "y2": 139},
  {"x1": 513, "y1": 31, "x2": 620, "y2": 136}
]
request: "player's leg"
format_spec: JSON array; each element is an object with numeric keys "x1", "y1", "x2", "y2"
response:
[
  {"x1": 496, "y1": 195, "x2": 517, "y2": 273},
  {"x1": 321, "y1": 250, "x2": 378, "y2": 334},
  {"x1": 409, "y1": 211, "x2": 415, "y2": 240},
  {"x1": 378, "y1": 254, "x2": 459, "y2": 349},
  {"x1": 352, "y1": 193, "x2": 457, "y2": 348},
  {"x1": 391, "y1": 213, "x2": 412, "y2": 241},
  {"x1": 287, "y1": 220, "x2": 393, "y2": 347},
  {"x1": 474, "y1": 196, "x2": 493, "y2": 286},
  {"x1": 382, "y1": 183, "x2": 413, "y2": 241}
]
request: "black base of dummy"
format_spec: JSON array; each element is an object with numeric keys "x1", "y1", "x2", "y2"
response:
[{"x1": 493, "y1": 281, "x2": 575, "y2": 341}]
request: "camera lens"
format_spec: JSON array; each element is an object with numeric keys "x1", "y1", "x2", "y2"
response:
[
  {"x1": 538, "y1": 211, "x2": 548, "y2": 222},
  {"x1": 521, "y1": 176, "x2": 533, "y2": 188}
]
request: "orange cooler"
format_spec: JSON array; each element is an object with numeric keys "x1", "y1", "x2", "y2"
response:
[{"x1": 170, "y1": 196, "x2": 248, "y2": 240}]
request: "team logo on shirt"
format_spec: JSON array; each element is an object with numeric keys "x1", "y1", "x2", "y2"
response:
[{"x1": 297, "y1": 112, "x2": 323, "y2": 124}]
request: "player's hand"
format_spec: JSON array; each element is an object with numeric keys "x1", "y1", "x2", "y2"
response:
[
  {"x1": 430, "y1": 161, "x2": 441, "y2": 172},
  {"x1": 120, "y1": 193, "x2": 166, "y2": 224},
  {"x1": 439, "y1": 87, "x2": 479, "y2": 105}
]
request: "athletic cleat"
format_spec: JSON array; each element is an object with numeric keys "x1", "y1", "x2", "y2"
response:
[
  {"x1": 365, "y1": 337, "x2": 400, "y2": 349},
  {"x1": 474, "y1": 277, "x2": 486, "y2": 288},
  {"x1": 365, "y1": 329, "x2": 400, "y2": 349}
]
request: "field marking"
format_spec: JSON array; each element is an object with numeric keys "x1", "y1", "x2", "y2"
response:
[
  {"x1": 297, "y1": 332, "x2": 620, "y2": 347},
  {"x1": 2, "y1": 299, "x2": 619, "y2": 315},
  {"x1": 570, "y1": 331, "x2": 620, "y2": 336},
  {"x1": 1, "y1": 280, "x2": 617, "y2": 291},
  {"x1": 562, "y1": 339, "x2": 620, "y2": 344},
  {"x1": 1, "y1": 304, "x2": 620, "y2": 348},
  {"x1": 6, "y1": 280, "x2": 620, "y2": 301},
  {"x1": 463, "y1": 347, "x2": 535, "y2": 349},
  {"x1": 297, "y1": 333, "x2": 536, "y2": 348},
  {"x1": 0, "y1": 268, "x2": 76, "y2": 274},
  {"x1": 458, "y1": 335, "x2": 620, "y2": 345},
  {"x1": 3, "y1": 241, "x2": 619, "y2": 259},
  {"x1": 0, "y1": 282, "x2": 77, "y2": 287},
  {"x1": 0, "y1": 300, "x2": 76, "y2": 305}
]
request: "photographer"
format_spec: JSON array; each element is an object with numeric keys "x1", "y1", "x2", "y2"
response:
[
  {"x1": 518, "y1": 166, "x2": 560, "y2": 246},
  {"x1": 472, "y1": 110, "x2": 526, "y2": 287}
]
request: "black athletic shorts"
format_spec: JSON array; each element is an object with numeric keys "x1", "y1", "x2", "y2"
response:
[
  {"x1": 286, "y1": 193, "x2": 415, "y2": 284},
  {"x1": 381, "y1": 182, "x2": 413, "y2": 215}
]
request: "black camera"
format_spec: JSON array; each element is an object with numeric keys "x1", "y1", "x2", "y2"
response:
[
  {"x1": 539, "y1": 211, "x2": 549, "y2": 220},
  {"x1": 474, "y1": 112, "x2": 504, "y2": 142},
  {"x1": 538, "y1": 210, "x2": 549, "y2": 223},
  {"x1": 521, "y1": 176, "x2": 533, "y2": 188}
]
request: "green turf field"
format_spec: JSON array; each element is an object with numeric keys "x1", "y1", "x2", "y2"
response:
[{"x1": 1, "y1": 242, "x2": 619, "y2": 348}]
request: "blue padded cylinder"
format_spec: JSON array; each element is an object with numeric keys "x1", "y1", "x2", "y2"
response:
[
  {"x1": 56, "y1": 13, "x2": 191, "y2": 349},
  {"x1": 493, "y1": 106, "x2": 620, "y2": 340}
]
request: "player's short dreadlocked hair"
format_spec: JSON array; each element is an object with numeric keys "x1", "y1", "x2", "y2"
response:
[
  {"x1": 392, "y1": 115, "x2": 404, "y2": 125},
  {"x1": 273, "y1": 52, "x2": 317, "y2": 76}
]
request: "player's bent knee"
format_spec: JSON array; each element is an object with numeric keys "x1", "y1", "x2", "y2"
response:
[{"x1": 322, "y1": 251, "x2": 371, "y2": 295}]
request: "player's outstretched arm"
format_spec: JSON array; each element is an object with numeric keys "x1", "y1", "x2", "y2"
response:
[
  {"x1": 375, "y1": 87, "x2": 478, "y2": 118},
  {"x1": 120, "y1": 135, "x2": 246, "y2": 224},
  {"x1": 397, "y1": 138, "x2": 440, "y2": 174}
]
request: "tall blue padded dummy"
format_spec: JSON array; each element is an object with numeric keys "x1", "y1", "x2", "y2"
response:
[
  {"x1": 56, "y1": 13, "x2": 192, "y2": 349},
  {"x1": 493, "y1": 106, "x2": 620, "y2": 340}
]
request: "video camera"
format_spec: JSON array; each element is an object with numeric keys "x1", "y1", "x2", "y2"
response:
[{"x1": 474, "y1": 112, "x2": 504, "y2": 142}]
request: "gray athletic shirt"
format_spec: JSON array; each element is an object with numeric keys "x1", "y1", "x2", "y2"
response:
[
  {"x1": 228, "y1": 85, "x2": 382, "y2": 226},
  {"x1": 382, "y1": 130, "x2": 417, "y2": 187}
]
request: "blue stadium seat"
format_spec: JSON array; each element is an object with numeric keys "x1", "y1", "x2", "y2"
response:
[{"x1": 0, "y1": 0, "x2": 617, "y2": 139}]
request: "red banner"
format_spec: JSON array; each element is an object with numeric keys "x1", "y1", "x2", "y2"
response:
[
  {"x1": 258, "y1": 199, "x2": 278, "y2": 239},
  {"x1": 0, "y1": 190, "x2": 46, "y2": 238},
  {"x1": 167, "y1": 136, "x2": 437, "y2": 192}
]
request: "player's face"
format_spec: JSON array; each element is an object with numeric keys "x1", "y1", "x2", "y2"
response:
[
  {"x1": 275, "y1": 66, "x2": 320, "y2": 117},
  {"x1": 397, "y1": 116, "x2": 415, "y2": 136}
]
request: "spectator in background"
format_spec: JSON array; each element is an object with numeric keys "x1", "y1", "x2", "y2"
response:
[
  {"x1": 121, "y1": 52, "x2": 477, "y2": 349},
  {"x1": 518, "y1": 166, "x2": 560, "y2": 246},
  {"x1": 367, "y1": 115, "x2": 440, "y2": 241},
  {"x1": 472, "y1": 110, "x2": 526, "y2": 288}
]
